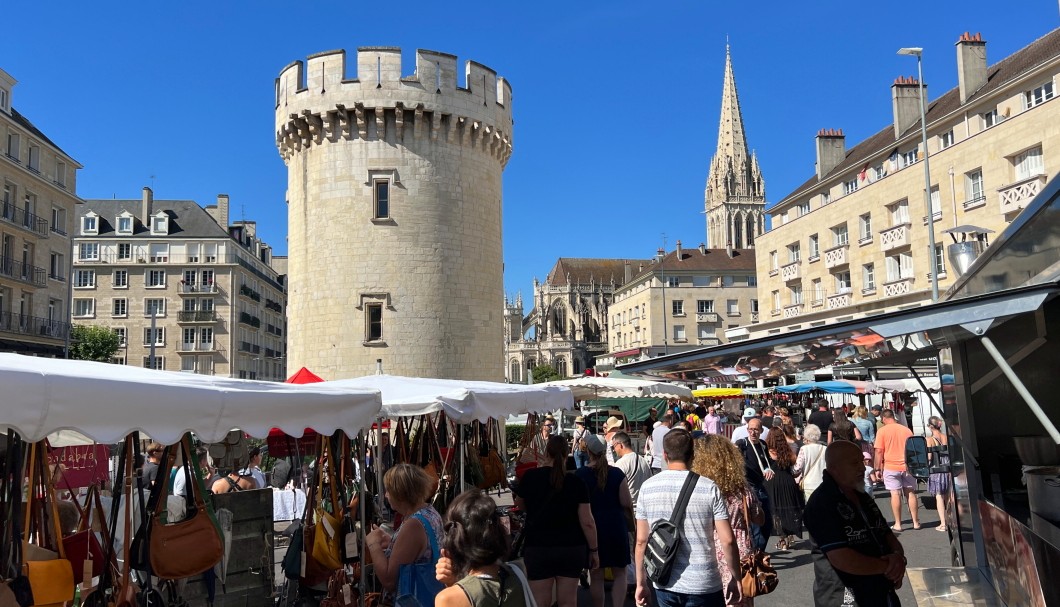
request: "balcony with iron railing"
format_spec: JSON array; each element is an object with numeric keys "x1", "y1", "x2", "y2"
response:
[
  {"x1": 0, "y1": 203, "x2": 50, "y2": 237},
  {"x1": 239, "y1": 284, "x2": 262, "y2": 302},
  {"x1": 239, "y1": 312, "x2": 261, "y2": 328},
  {"x1": 266, "y1": 324, "x2": 283, "y2": 337},
  {"x1": 177, "y1": 341, "x2": 219, "y2": 353},
  {"x1": 179, "y1": 282, "x2": 219, "y2": 295},
  {"x1": 0, "y1": 257, "x2": 47, "y2": 287},
  {"x1": 0, "y1": 312, "x2": 70, "y2": 340},
  {"x1": 880, "y1": 223, "x2": 911, "y2": 252},
  {"x1": 177, "y1": 311, "x2": 218, "y2": 323},
  {"x1": 999, "y1": 174, "x2": 1047, "y2": 216},
  {"x1": 265, "y1": 299, "x2": 282, "y2": 313}
]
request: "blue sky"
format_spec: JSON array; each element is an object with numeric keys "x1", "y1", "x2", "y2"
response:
[{"x1": 4, "y1": 1, "x2": 1058, "y2": 299}]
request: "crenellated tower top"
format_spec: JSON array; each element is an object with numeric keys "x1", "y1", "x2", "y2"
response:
[
  {"x1": 704, "y1": 45, "x2": 766, "y2": 249},
  {"x1": 275, "y1": 47, "x2": 513, "y2": 166}
]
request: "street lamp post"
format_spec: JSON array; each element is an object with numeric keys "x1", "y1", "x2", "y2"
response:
[{"x1": 898, "y1": 46, "x2": 940, "y2": 302}]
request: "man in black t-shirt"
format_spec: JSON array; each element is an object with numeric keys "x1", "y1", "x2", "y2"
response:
[
  {"x1": 807, "y1": 399, "x2": 835, "y2": 435},
  {"x1": 805, "y1": 441, "x2": 906, "y2": 607}
]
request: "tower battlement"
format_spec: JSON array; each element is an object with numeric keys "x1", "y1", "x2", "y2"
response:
[{"x1": 275, "y1": 47, "x2": 513, "y2": 165}]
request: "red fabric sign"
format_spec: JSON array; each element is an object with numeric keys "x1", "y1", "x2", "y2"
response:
[{"x1": 47, "y1": 445, "x2": 110, "y2": 489}]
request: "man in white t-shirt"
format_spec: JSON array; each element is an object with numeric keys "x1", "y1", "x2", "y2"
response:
[
  {"x1": 635, "y1": 429, "x2": 741, "y2": 606},
  {"x1": 649, "y1": 413, "x2": 674, "y2": 473}
]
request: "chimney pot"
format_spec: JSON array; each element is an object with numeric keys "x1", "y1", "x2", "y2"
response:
[
  {"x1": 957, "y1": 32, "x2": 988, "y2": 104},
  {"x1": 816, "y1": 129, "x2": 846, "y2": 180},
  {"x1": 141, "y1": 187, "x2": 153, "y2": 225},
  {"x1": 698, "y1": 243, "x2": 707, "y2": 255},
  {"x1": 676, "y1": 240, "x2": 683, "y2": 260}
]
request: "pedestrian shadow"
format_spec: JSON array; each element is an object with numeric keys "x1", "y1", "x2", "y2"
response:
[{"x1": 767, "y1": 550, "x2": 814, "y2": 570}]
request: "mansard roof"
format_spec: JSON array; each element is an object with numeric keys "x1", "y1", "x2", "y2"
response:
[
  {"x1": 78, "y1": 199, "x2": 230, "y2": 239},
  {"x1": 627, "y1": 247, "x2": 756, "y2": 283},
  {"x1": 545, "y1": 258, "x2": 652, "y2": 287},
  {"x1": 777, "y1": 27, "x2": 1060, "y2": 208}
]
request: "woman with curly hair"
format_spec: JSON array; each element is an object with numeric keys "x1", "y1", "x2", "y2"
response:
[
  {"x1": 692, "y1": 434, "x2": 765, "y2": 607},
  {"x1": 434, "y1": 490, "x2": 530, "y2": 607},
  {"x1": 764, "y1": 429, "x2": 804, "y2": 551}
]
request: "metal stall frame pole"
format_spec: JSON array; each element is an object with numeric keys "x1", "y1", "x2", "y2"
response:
[
  {"x1": 978, "y1": 336, "x2": 1060, "y2": 444},
  {"x1": 375, "y1": 420, "x2": 385, "y2": 517},
  {"x1": 459, "y1": 424, "x2": 465, "y2": 493},
  {"x1": 358, "y1": 429, "x2": 367, "y2": 607}
]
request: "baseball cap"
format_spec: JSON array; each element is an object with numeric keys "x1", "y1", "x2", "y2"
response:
[
  {"x1": 581, "y1": 434, "x2": 607, "y2": 455},
  {"x1": 603, "y1": 416, "x2": 623, "y2": 432},
  {"x1": 742, "y1": 407, "x2": 758, "y2": 419}
]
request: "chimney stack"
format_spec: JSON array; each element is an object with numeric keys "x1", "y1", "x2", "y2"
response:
[
  {"x1": 216, "y1": 194, "x2": 230, "y2": 228},
  {"x1": 656, "y1": 247, "x2": 665, "y2": 263},
  {"x1": 698, "y1": 243, "x2": 707, "y2": 255},
  {"x1": 623, "y1": 260, "x2": 632, "y2": 283},
  {"x1": 676, "y1": 240, "x2": 683, "y2": 260},
  {"x1": 726, "y1": 241, "x2": 733, "y2": 258},
  {"x1": 956, "y1": 32, "x2": 987, "y2": 104},
  {"x1": 892, "y1": 76, "x2": 925, "y2": 138},
  {"x1": 815, "y1": 129, "x2": 846, "y2": 181},
  {"x1": 141, "y1": 187, "x2": 153, "y2": 225}
]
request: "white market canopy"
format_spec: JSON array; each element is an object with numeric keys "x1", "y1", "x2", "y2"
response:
[
  {"x1": 539, "y1": 376, "x2": 693, "y2": 402},
  {"x1": 0, "y1": 354, "x2": 383, "y2": 444},
  {"x1": 327, "y1": 374, "x2": 575, "y2": 423},
  {"x1": 872, "y1": 377, "x2": 942, "y2": 393}
]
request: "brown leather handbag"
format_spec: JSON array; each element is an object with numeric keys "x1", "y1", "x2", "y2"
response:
[
  {"x1": 23, "y1": 441, "x2": 75, "y2": 607},
  {"x1": 148, "y1": 434, "x2": 224, "y2": 579},
  {"x1": 739, "y1": 496, "x2": 778, "y2": 597}
]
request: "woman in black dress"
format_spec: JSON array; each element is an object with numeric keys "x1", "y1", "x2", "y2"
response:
[
  {"x1": 764, "y1": 429, "x2": 804, "y2": 550},
  {"x1": 574, "y1": 434, "x2": 632, "y2": 607}
]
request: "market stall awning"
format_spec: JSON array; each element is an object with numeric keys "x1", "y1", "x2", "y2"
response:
[
  {"x1": 775, "y1": 380, "x2": 874, "y2": 394},
  {"x1": 0, "y1": 354, "x2": 383, "y2": 444},
  {"x1": 327, "y1": 374, "x2": 574, "y2": 423},
  {"x1": 539, "y1": 376, "x2": 692, "y2": 401},
  {"x1": 692, "y1": 387, "x2": 744, "y2": 398},
  {"x1": 617, "y1": 283, "x2": 1058, "y2": 383}
]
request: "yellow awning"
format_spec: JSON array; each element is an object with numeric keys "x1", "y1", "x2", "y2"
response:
[{"x1": 691, "y1": 388, "x2": 744, "y2": 398}]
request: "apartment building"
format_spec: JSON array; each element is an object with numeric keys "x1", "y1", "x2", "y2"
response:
[
  {"x1": 601, "y1": 243, "x2": 757, "y2": 369},
  {"x1": 0, "y1": 68, "x2": 82, "y2": 356},
  {"x1": 74, "y1": 189, "x2": 287, "y2": 379},
  {"x1": 749, "y1": 29, "x2": 1060, "y2": 338}
]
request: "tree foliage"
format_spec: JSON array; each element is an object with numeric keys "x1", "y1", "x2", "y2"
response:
[
  {"x1": 532, "y1": 364, "x2": 563, "y2": 384},
  {"x1": 69, "y1": 325, "x2": 122, "y2": 362}
]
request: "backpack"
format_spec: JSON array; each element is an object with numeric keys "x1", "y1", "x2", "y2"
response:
[{"x1": 644, "y1": 472, "x2": 699, "y2": 586}]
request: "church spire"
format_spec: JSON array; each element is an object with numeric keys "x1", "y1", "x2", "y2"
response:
[
  {"x1": 704, "y1": 44, "x2": 766, "y2": 249},
  {"x1": 715, "y1": 45, "x2": 749, "y2": 167}
]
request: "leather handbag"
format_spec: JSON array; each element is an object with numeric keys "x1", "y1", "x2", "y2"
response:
[
  {"x1": 148, "y1": 435, "x2": 224, "y2": 579},
  {"x1": 319, "y1": 568, "x2": 357, "y2": 607},
  {"x1": 1, "y1": 431, "x2": 34, "y2": 607},
  {"x1": 23, "y1": 441, "x2": 75, "y2": 607},
  {"x1": 739, "y1": 496, "x2": 778, "y2": 597},
  {"x1": 62, "y1": 485, "x2": 106, "y2": 585},
  {"x1": 312, "y1": 438, "x2": 343, "y2": 572},
  {"x1": 80, "y1": 436, "x2": 133, "y2": 607}
]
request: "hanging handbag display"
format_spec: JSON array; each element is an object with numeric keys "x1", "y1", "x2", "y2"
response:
[
  {"x1": 1, "y1": 431, "x2": 34, "y2": 607},
  {"x1": 312, "y1": 437, "x2": 344, "y2": 572},
  {"x1": 319, "y1": 567, "x2": 357, "y2": 607},
  {"x1": 22, "y1": 441, "x2": 75, "y2": 607},
  {"x1": 80, "y1": 436, "x2": 134, "y2": 607},
  {"x1": 61, "y1": 484, "x2": 106, "y2": 585},
  {"x1": 148, "y1": 434, "x2": 224, "y2": 580},
  {"x1": 739, "y1": 496, "x2": 779, "y2": 598}
]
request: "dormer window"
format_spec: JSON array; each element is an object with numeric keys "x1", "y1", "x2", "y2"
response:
[
  {"x1": 116, "y1": 213, "x2": 134, "y2": 235},
  {"x1": 82, "y1": 213, "x2": 98, "y2": 235},
  {"x1": 150, "y1": 212, "x2": 168, "y2": 235}
]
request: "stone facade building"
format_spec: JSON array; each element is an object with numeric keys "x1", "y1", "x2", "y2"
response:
[
  {"x1": 601, "y1": 243, "x2": 758, "y2": 369},
  {"x1": 749, "y1": 29, "x2": 1060, "y2": 340},
  {"x1": 74, "y1": 189, "x2": 287, "y2": 379},
  {"x1": 705, "y1": 47, "x2": 766, "y2": 250},
  {"x1": 0, "y1": 67, "x2": 81, "y2": 356},
  {"x1": 276, "y1": 47, "x2": 512, "y2": 381},
  {"x1": 504, "y1": 258, "x2": 647, "y2": 380}
]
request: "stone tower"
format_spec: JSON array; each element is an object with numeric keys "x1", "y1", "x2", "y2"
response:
[
  {"x1": 705, "y1": 46, "x2": 766, "y2": 249},
  {"x1": 275, "y1": 48, "x2": 513, "y2": 380}
]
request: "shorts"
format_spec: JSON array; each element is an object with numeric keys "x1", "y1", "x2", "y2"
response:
[
  {"x1": 883, "y1": 469, "x2": 916, "y2": 491},
  {"x1": 523, "y1": 545, "x2": 587, "y2": 580}
]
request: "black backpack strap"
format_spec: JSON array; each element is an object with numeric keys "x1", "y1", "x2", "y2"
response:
[{"x1": 669, "y1": 472, "x2": 699, "y2": 531}]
